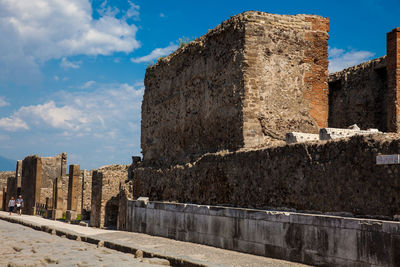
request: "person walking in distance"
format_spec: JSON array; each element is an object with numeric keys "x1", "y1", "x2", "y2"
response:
[
  {"x1": 8, "y1": 196, "x2": 15, "y2": 215},
  {"x1": 16, "y1": 195, "x2": 24, "y2": 215}
]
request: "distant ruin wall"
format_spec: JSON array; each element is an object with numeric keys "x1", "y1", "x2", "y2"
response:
[
  {"x1": 142, "y1": 11, "x2": 329, "y2": 166},
  {"x1": 328, "y1": 57, "x2": 387, "y2": 131},
  {"x1": 39, "y1": 153, "x2": 67, "y2": 204},
  {"x1": 125, "y1": 200, "x2": 400, "y2": 266},
  {"x1": 90, "y1": 165, "x2": 129, "y2": 228},
  {"x1": 133, "y1": 134, "x2": 400, "y2": 218},
  {"x1": 81, "y1": 170, "x2": 92, "y2": 219},
  {"x1": 0, "y1": 171, "x2": 14, "y2": 190}
]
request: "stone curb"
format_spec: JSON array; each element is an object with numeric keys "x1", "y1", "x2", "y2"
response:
[{"x1": 0, "y1": 214, "x2": 215, "y2": 267}]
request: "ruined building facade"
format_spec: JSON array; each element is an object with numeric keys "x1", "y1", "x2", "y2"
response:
[
  {"x1": 142, "y1": 12, "x2": 329, "y2": 166},
  {"x1": 131, "y1": 12, "x2": 400, "y2": 218}
]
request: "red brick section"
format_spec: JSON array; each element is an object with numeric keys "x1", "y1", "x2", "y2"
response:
[
  {"x1": 304, "y1": 17, "x2": 330, "y2": 128},
  {"x1": 386, "y1": 28, "x2": 400, "y2": 132}
]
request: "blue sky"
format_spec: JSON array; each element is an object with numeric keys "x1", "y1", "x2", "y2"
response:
[{"x1": 0, "y1": 0, "x2": 398, "y2": 170}]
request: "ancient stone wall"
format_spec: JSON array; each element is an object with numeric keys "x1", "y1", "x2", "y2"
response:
[
  {"x1": 81, "y1": 170, "x2": 92, "y2": 219},
  {"x1": 126, "y1": 200, "x2": 400, "y2": 266},
  {"x1": 39, "y1": 153, "x2": 67, "y2": 204},
  {"x1": 133, "y1": 134, "x2": 400, "y2": 218},
  {"x1": 0, "y1": 171, "x2": 14, "y2": 190},
  {"x1": 142, "y1": 11, "x2": 329, "y2": 166},
  {"x1": 328, "y1": 57, "x2": 387, "y2": 131},
  {"x1": 90, "y1": 165, "x2": 129, "y2": 228},
  {"x1": 242, "y1": 12, "x2": 329, "y2": 147},
  {"x1": 0, "y1": 171, "x2": 16, "y2": 211}
]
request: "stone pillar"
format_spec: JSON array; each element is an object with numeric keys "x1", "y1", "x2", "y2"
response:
[
  {"x1": 60, "y1": 152, "x2": 67, "y2": 177},
  {"x1": 16, "y1": 160, "x2": 22, "y2": 189},
  {"x1": 67, "y1": 164, "x2": 80, "y2": 211},
  {"x1": 303, "y1": 16, "x2": 330, "y2": 129},
  {"x1": 0, "y1": 188, "x2": 5, "y2": 211},
  {"x1": 21, "y1": 155, "x2": 42, "y2": 215},
  {"x1": 52, "y1": 177, "x2": 64, "y2": 219},
  {"x1": 386, "y1": 27, "x2": 400, "y2": 132}
]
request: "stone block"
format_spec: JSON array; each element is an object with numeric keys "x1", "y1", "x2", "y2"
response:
[
  {"x1": 319, "y1": 127, "x2": 381, "y2": 140},
  {"x1": 65, "y1": 210, "x2": 77, "y2": 222},
  {"x1": 136, "y1": 197, "x2": 149, "y2": 205},
  {"x1": 52, "y1": 209, "x2": 63, "y2": 220},
  {"x1": 67, "y1": 164, "x2": 80, "y2": 211},
  {"x1": 286, "y1": 132, "x2": 320, "y2": 144}
]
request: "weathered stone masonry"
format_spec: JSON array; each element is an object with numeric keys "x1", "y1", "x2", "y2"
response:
[
  {"x1": 328, "y1": 27, "x2": 400, "y2": 133},
  {"x1": 133, "y1": 134, "x2": 400, "y2": 218},
  {"x1": 142, "y1": 11, "x2": 329, "y2": 166},
  {"x1": 90, "y1": 165, "x2": 129, "y2": 228}
]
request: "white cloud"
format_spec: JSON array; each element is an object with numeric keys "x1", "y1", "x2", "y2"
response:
[
  {"x1": 0, "y1": 96, "x2": 10, "y2": 107},
  {"x1": 329, "y1": 47, "x2": 375, "y2": 73},
  {"x1": 125, "y1": 1, "x2": 140, "y2": 20},
  {"x1": 131, "y1": 43, "x2": 178, "y2": 63},
  {"x1": 0, "y1": 117, "x2": 28, "y2": 131},
  {"x1": 0, "y1": 0, "x2": 140, "y2": 84},
  {"x1": 0, "y1": 82, "x2": 144, "y2": 135},
  {"x1": 80, "y1": 80, "x2": 96, "y2": 89},
  {"x1": 60, "y1": 57, "x2": 82, "y2": 69}
]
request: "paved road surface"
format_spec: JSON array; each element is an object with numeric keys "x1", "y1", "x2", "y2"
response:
[
  {"x1": 0, "y1": 219, "x2": 155, "y2": 267},
  {"x1": 0, "y1": 212, "x2": 309, "y2": 267}
]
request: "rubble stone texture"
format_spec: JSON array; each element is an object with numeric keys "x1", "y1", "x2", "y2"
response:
[
  {"x1": 0, "y1": 171, "x2": 15, "y2": 210},
  {"x1": 141, "y1": 11, "x2": 329, "y2": 166},
  {"x1": 133, "y1": 134, "x2": 400, "y2": 217},
  {"x1": 67, "y1": 164, "x2": 80, "y2": 211},
  {"x1": 39, "y1": 152, "x2": 67, "y2": 205},
  {"x1": 328, "y1": 57, "x2": 387, "y2": 131},
  {"x1": 90, "y1": 165, "x2": 129, "y2": 228},
  {"x1": 80, "y1": 169, "x2": 93, "y2": 219}
]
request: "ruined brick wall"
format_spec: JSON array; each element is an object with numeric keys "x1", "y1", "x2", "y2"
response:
[
  {"x1": 142, "y1": 11, "x2": 329, "y2": 166},
  {"x1": 0, "y1": 171, "x2": 14, "y2": 190},
  {"x1": 387, "y1": 28, "x2": 400, "y2": 132},
  {"x1": 90, "y1": 165, "x2": 129, "y2": 228},
  {"x1": 39, "y1": 153, "x2": 67, "y2": 204},
  {"x1": 328, "y1": 57, "x2": 387, "y2": 130},
  {"x1": 81, "y1": 170, "x2": 92, "y2": 219},
  {"x1": 133, "y1": 134, "x2": 400, "y2": 218}
]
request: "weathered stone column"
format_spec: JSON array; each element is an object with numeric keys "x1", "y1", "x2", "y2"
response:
[
  {"x1": 387, "y1": 27, "x2": 400, "y2": 132},
  {"x1": 51, "y1": 177, "x2": 64, "y2": 219},
  {"x1": 15, "y1": 160, "x2": 22, "y2": 191},
  {"x1": 67, "y1": 164, "x2": 80, "y2": 211},
  {"x1": 21, "y1": 155, "x2": 42, "y2": 215}
]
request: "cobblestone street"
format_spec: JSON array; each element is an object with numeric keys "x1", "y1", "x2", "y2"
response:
[{"x1": 0, "y1": 220, "x2": 150, "y2": 267}]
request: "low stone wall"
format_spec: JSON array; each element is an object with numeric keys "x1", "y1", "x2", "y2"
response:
[
  {"x1": 125, "y1": 200, "x2": 400, "y2": 266},
  {"x1": 133, "y1": 134, "x2": 400, "y2": 218}
]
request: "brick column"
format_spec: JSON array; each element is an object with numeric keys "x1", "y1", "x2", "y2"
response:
[
  {"x1": 386, "y1": 28, "x2": 400, "y2": 132},
  {"x1": 304, "y1": 16, "x2": 330, "y2": 128},
  {"x1": 67, "y1": 164, "x2": 80, "y2": 211}
]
